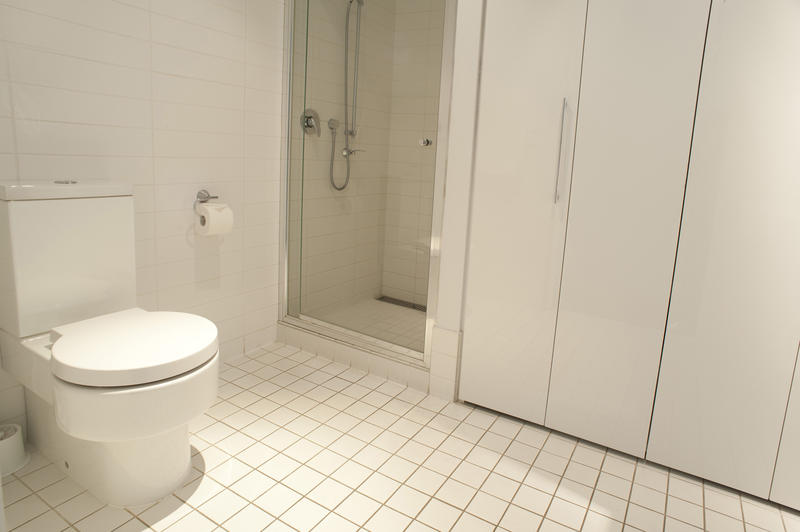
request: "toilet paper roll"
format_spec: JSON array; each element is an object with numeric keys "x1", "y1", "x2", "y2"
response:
[
  {"x1": 195, "y1": 203, "x2": 234, "y2": 236},
  {"x1": 0, "y1": 424, "x2": 29, "y2": 476}
]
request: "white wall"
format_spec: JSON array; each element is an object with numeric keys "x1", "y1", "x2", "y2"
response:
[
  {"x1": 0, "y1": 0, "x2": 286, "y2": 377},
  {"x1": 428, "y1": 0, "x2": 483, "y2": 399}
]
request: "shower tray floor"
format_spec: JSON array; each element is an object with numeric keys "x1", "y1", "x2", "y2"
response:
[{"x1": 311, "y1": 297, "x2": 426, "y2": 352}]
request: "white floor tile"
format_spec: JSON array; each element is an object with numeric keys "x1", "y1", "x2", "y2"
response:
[
  {"x1": 198, "y1": 489, "x2": 248, "y2": 524},
  {"x1": 387, "y1": 485, "x2": 431, "y2": 519},
  {"x1": 500, "y1": 504, "x2": 544, "y2": 531},
  {"x1": 436, "y1": 478, "x2": 477, "y2": 509},
  {"x1": 667, "y1": 495, "x2": 704, "y2": 528},
  {"x1": 223, "y1": 504, "x2": 274, "y2": 531},
  {"x1": 282, "y1": 465, "x2": 325, "y2": 495},
  {"x1": 379, "y1": 455, "x2": 418, "y2": 483},
  {"x1": 55, "y1": 491, "x2": 105, "y2": 524},
  {"x1": 173, "y1": 475, "x2": 224, "y2": 508},
  {"x1": 358, "y1": 472, "x2": 400, "y2": 503},
  {"x1": 254, "y1": 483, "x2": 302, "y2": 517},
  {"x1": 451, "y1": 461, "x2": 491, "y2": 489},
  {"x1": 406, "y1": 467, "x2": 446, "y2": 496},
  {"x1": 626, "y1": 502, "x2": 665, "y2": 531},
  {"x1": 665, "y1": 516, "x2": 703, "y2": 532},
  {"x1": 453, "y1": 511, "x2": 494, "y2": 531},
  {"x1": 10, "y1": 508, "x2": 68, "y2": 532},
  {"x1": 590, "y1": 490, "x2": 628, "y2": 522},
  {"x1": 556, "y1": 478, "x2": 594, "y2": 507},
  {"x1": 19, "y1": 464, "x2": 65, "y2": 492},
  {"x1": 483, "y1": 472, "x2": 522, "y2": 502},
  {"x1": 597, "y1": 471, "x2": 633, "y2": 500},
  {"x1": 705, "y1": 484, "x2": 744, "y2": 519},
  {"x1": 630, "y1": 482, "x2": 667, "y2": 512},
  {"x1": 166, "y1": 510, "x2": 216, "y2": 532},
  {"x1": 2, "y1": 480, "x2": 32, "y2": 506},
  {"x1": 514, "y1": 484, "x2": 553, "y2": 516},
  {"x1": 279, "y1": 497, "x2": 328, "y2": 530},
  {"x1": 467, "y1": 490, "x2": 510, "y2": 525},
  {"x1": 365, "y1": 505, "x2": 412, "y2": 532},
  {"x1": 546, "y1": 496, "x2": 587, "y2": 530},
  {"x1": 229, "y1": 470, "x2": 275, "y2": 501},
  {"x1": 742, "y1": 496, "x2": 785, "y2": 531},
  {"x1": 36, "y1": 477, "x2": 84, "y2": 507},
  {"x1": 314, "y1": 511, "x2": 359, "y2": 531},
  {"x1": 335, "y1": 491, "x2": 380, "y2": 525},
  {"x1": 5, "y1": 342, "x2": 797, "y2": 532},
  {"x1": 308, "y1": 477, "x2": 352, "y2": 510},
  {"x1": 330, "y1": 460, "x2": 372, "y2": 488},
  {"x1": 138, "y1": 495, "x2": 192, "y2": 531},
  {"x1": 74, "y1": 505, "x2": 132, "y2": 532},
  {"x1": 417, "y1": 498, "x2": 462, "y2": 530},
  {"x1": 583, "y1": 510, "x2": 624, "y2": 532}
]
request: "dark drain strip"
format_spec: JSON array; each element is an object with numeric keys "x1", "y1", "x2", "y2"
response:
[{"x1": 377, "y1": 296, "x2": 426, "y2": 312}]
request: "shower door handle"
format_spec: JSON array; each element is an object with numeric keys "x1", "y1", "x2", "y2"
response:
[{"x1": 553, "y1": 97, "x2": 567, "y2": 204}]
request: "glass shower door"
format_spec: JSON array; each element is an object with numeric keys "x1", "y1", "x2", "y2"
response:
[{"x1": 287, "y1": 0, "x2": 446, "y2": 355}]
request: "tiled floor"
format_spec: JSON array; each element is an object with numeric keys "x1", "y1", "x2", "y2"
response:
[
  {"x1": 311, "y1": 298, "x2": 426, "y2": 352},
  {"x1": 3, "y1": 342, "x2": 800, "y2": 532}
]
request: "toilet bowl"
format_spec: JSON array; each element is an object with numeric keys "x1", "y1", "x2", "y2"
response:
[
  {"x1": 0, "y1": 308, "x2": 218, "y2": 507},
  {"x1": 0, "y1": 182, "x2": 219, "y2": 506}
]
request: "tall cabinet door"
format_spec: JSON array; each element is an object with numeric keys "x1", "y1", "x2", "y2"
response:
[
  {"x1": 459, "y1": 0, "x2": 587, "y2": 423},
  {"x1": 772, "y1": 346, "x2": 800, "y2": 507},
  {"x1": 647, "y1": 0, "x2": 800, "y2": 498},
  {"x1": 545, "y1": 0, "x2": 710, "y2": 457}
]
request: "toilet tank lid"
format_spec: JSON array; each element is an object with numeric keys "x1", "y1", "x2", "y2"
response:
[
  {"x1": 51, "y1": 308, "x2": 219, "y2": 387},
  {"x1": 0, "y1": 180, "x2": 133, "y2": 201}
]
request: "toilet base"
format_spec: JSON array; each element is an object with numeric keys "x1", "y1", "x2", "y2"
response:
[{"x1": 25, "y1": 390, "x2": 191, "y2": 507}]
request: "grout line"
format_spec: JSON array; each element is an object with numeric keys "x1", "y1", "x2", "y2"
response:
[{"x1": 6, "y1": 342, "x2": 784, "y2": 532}]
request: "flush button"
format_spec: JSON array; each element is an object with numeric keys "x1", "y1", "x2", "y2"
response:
[{"x1": 54, "y1": 180, "x2": 78, "y2": 184}]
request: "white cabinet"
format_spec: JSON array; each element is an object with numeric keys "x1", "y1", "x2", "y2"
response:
[
  {"x1": 772, "y1": 346, "x2": 800, "y2": 507},
  {"x1": 545, "y1": 0, "x2": 709, "y2": 457},
  {"x1": 458, "y1": 0, "x2": 587, "y2": 423},
  {"x1": 647, "y1": 0, "x2": 800, "y2": 498}
]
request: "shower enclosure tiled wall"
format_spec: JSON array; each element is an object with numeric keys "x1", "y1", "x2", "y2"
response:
[{"x1": 287, "y1": 0, "x2": 445, "y2": 354}]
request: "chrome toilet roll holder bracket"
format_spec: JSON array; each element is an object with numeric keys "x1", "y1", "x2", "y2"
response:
[
  {"x1": 194, "y1": 189, "x2": 218, "y2": 212},
  {"x1": 194, "y1": 189, "x2": 219, "y2": 226}
]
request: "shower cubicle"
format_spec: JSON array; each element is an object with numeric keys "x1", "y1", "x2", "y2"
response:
[{"x1": 284, "y1": 0, "x2": 447, "y2": 357}]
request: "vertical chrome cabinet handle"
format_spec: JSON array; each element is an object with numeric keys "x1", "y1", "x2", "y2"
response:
[{"x1": 553, "y1": 97, "x2": 567, "y2": 203}]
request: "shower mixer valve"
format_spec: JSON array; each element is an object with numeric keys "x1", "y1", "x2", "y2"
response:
[{"x1": 342, "y1": 147, "x2": 364, "y2": 158}]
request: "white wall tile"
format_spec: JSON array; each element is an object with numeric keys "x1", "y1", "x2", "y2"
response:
[{"x1": 0, "y1": 0, "x2": 286, "y2": 435}]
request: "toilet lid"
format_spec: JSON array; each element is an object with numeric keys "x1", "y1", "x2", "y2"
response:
[{"x1": 51, "y1": 308, "x2": 218, "y2": 387}]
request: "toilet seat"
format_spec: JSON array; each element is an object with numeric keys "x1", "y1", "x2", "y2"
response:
[{"x1": 51, "y1": 308, "x2": 218, "y2": 387}]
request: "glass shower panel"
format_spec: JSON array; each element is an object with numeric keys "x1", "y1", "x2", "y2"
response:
[{"x1": 287, "y1": 0, "x2": 445, "y2": 354}]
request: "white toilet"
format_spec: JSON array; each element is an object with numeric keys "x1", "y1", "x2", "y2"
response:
[{"x1": 0, "y1": 181, "x2": 219, "y2": 507}]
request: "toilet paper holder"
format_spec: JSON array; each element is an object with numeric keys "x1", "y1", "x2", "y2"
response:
[{"x1": 193, "y1": 189, "x2": 219, "y2": 214}]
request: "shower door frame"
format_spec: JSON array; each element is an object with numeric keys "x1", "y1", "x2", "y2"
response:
[{"x1": 278, "y1": 0, "x2": 458, "y2": 369}]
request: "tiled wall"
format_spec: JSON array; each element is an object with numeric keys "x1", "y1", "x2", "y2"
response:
[
  {"x1": 0, "y1": 0, "x2": 285, "y2": 365},
  {"x1": 292, "y1": 0, "x2": 444, "y2": 315},
  {"x1": 381, "y1": 0, "x2": 445, "y2": 308},
  {"x1": 293, "y1": 0, "x2": 394, "y2": 316}
]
